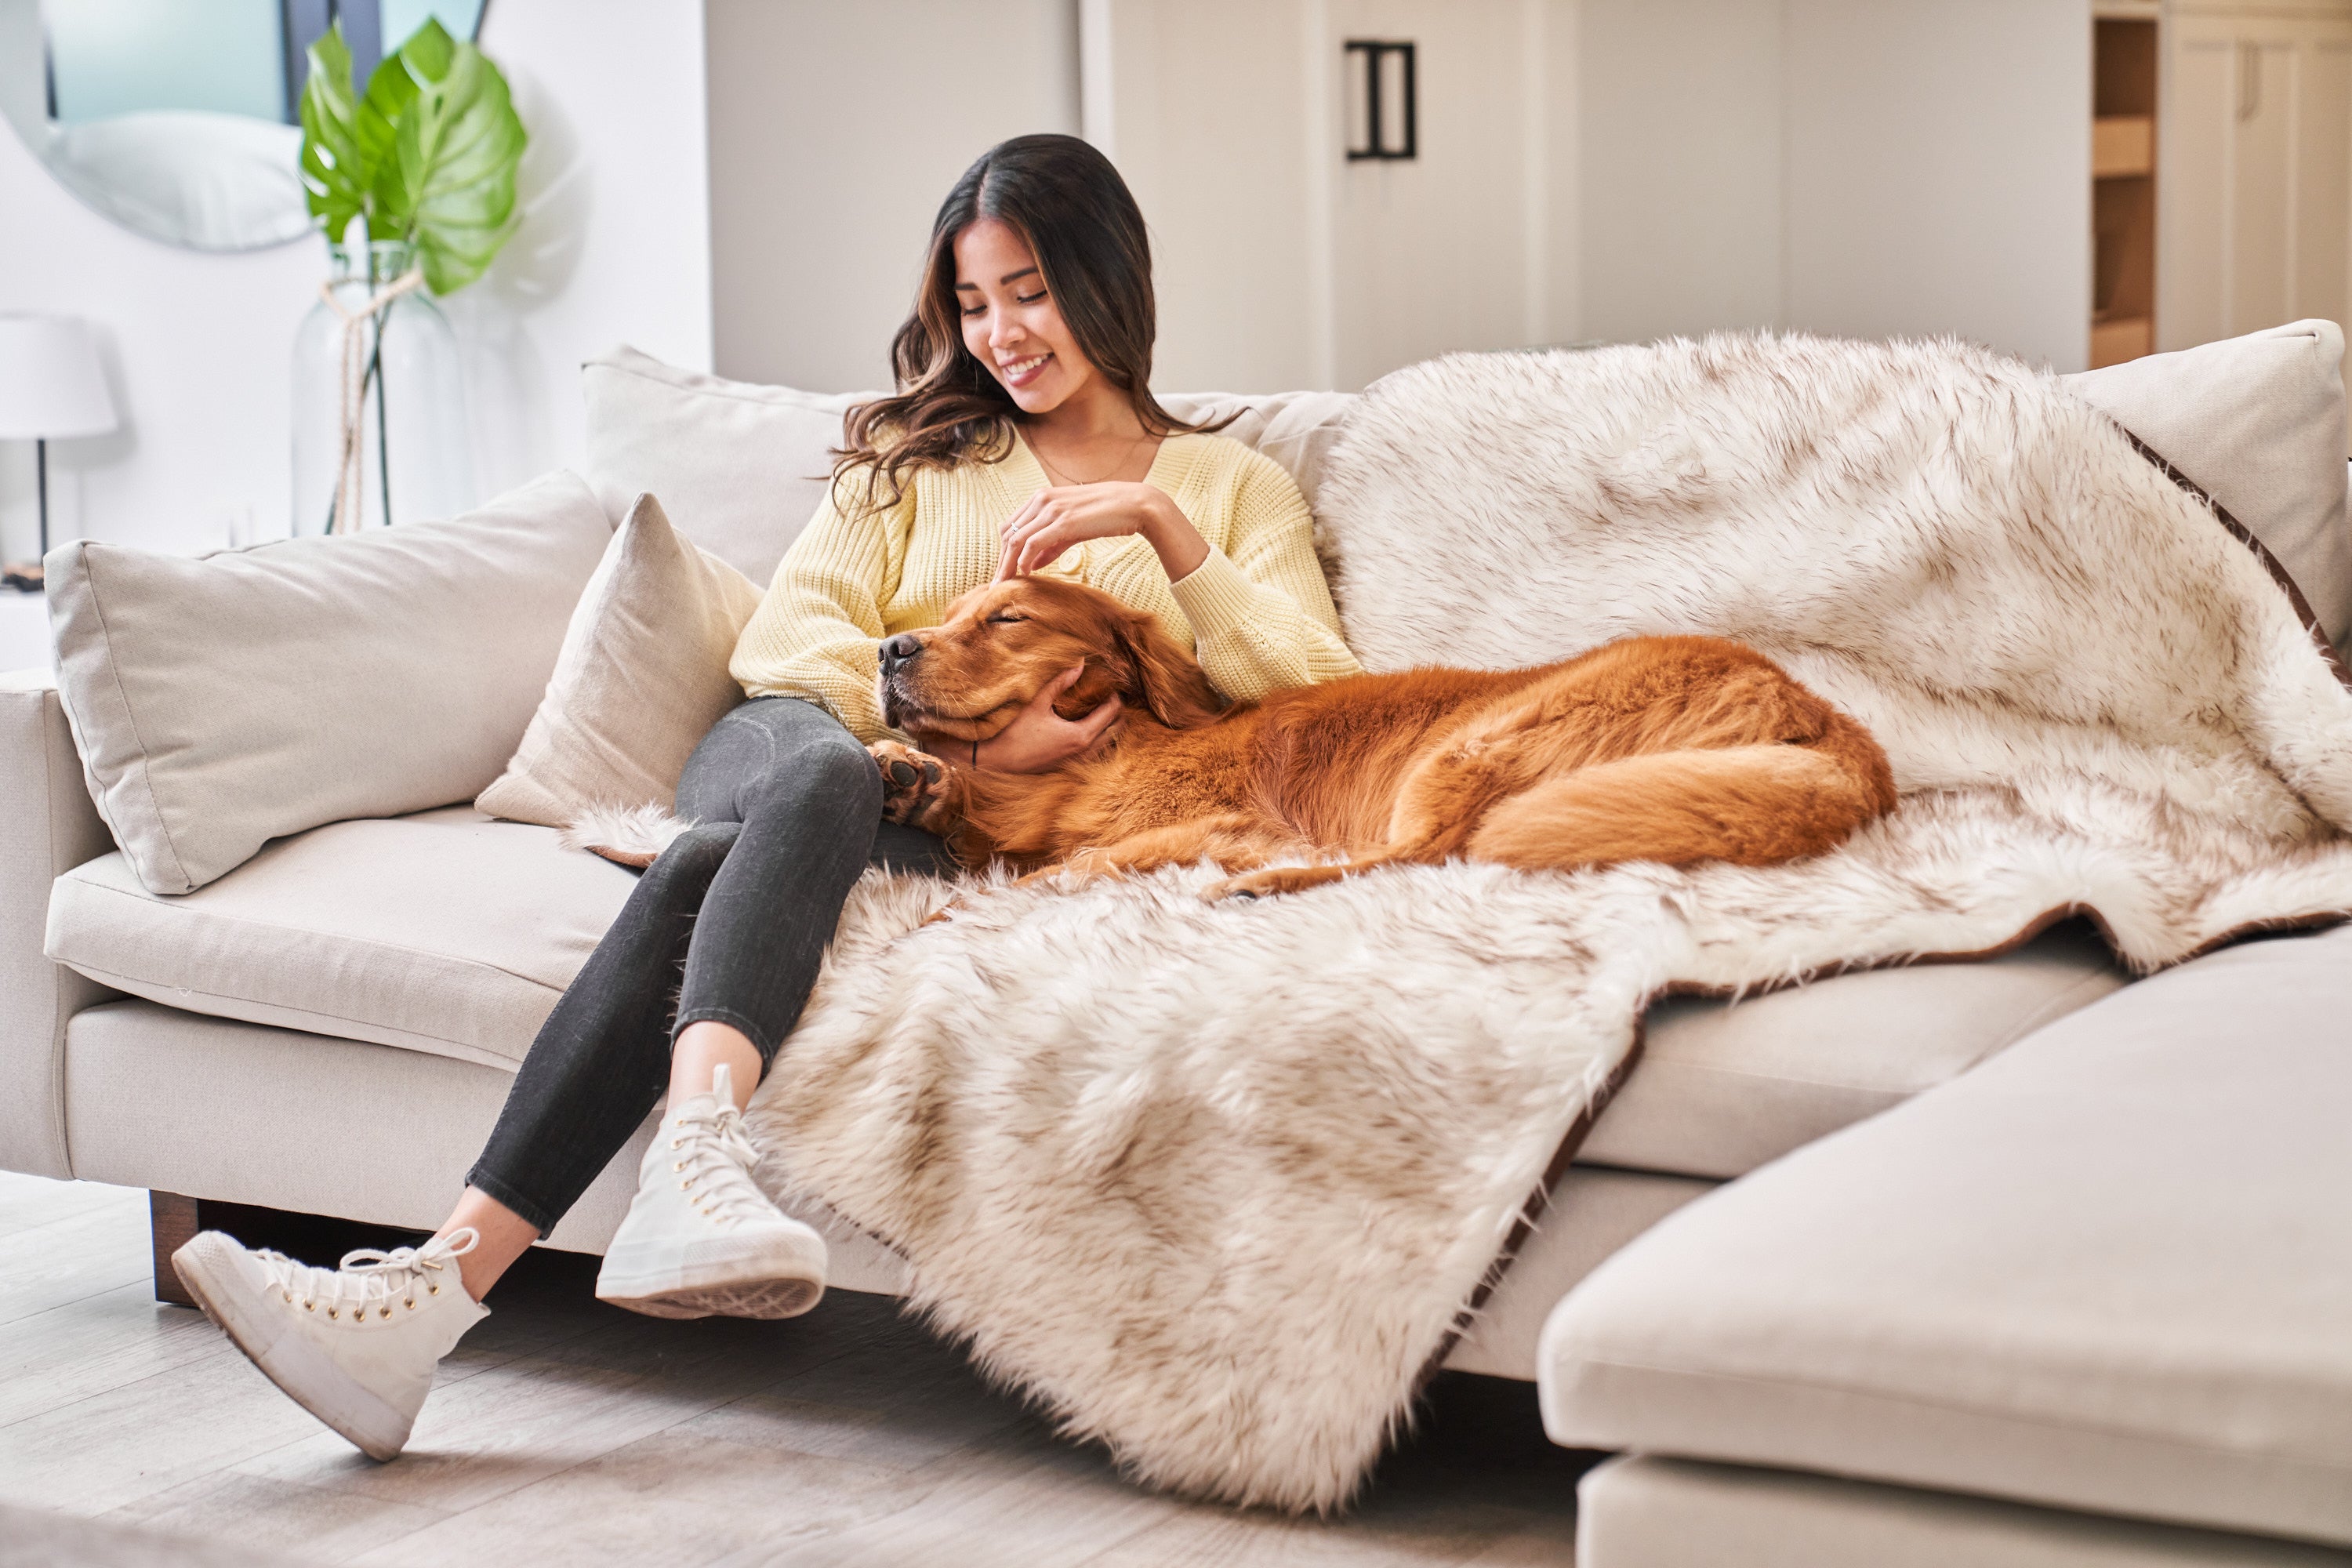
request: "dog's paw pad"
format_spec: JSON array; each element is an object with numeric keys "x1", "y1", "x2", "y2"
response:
[{"x1": 870, "y1": 740, "x2": 952, "y2": 828}]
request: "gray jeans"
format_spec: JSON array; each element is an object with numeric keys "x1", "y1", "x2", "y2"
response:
[{"x1": 466, "y1": 697, "x2": 951, "y2": 1235}]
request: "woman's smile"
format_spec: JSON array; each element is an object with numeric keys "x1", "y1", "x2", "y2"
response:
[{"x1": 998, "y1": 350, "x2": 1053, "y2": 387}]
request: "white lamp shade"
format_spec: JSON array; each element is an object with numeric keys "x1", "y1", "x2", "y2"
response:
[{"x1": 0, "y1": 314, "x2": 119, "y2": 441}]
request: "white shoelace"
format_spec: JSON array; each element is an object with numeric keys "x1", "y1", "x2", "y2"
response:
[
  {"x1": 255, "y1": 1228, "x2": 479, "y2": 1323},
  {"x1": 669, "y1": 1098, "x2": 778, "y2": 1227}
]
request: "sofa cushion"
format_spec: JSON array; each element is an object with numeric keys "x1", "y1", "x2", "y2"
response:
[
  {"x1": 47, "y1": 808, "x2": 630, "y2": 1072},
  {"x1": 476, "y1": 492, "x2": 764, "y2": 827},
  {"x1": 2064, "y1": 320, "x2": 2351, "y2": 648},
  {"x1": 45, "y1": 471, "x2": 613, "y2": 895},
  {"x1": 60, "y1": 999, "x2": 911, "y2": 1290},
  {"x1": 46, "y1": 808, "x2": 2122, "y2": 1184},
  {"x1": 1577, "y1": 1457, "x2": 2352, "y2": 1568},
  {"x1": 1582, "y1": 921, "x2": 2126, "y2": 1180},
  {"x1": 581, "y1": 347, "x2": 865, "y2": 586},
  {"x1": 1156, "y1": 390, "x2": 1358, "y2": 515},
  {"x1": 580, "y1": 344, "x2": 1359, "y2": 588},
  {"x1": 1540, "y1": 924, "x2": 2352, "y2": 1548}
]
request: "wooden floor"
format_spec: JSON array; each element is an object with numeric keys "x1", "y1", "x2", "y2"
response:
[{"x1": 0, "y1": 1171, "x2": 1589, "y2": 1566}]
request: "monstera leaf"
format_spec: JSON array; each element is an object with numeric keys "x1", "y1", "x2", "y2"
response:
[
  {"x1": 369, "y1": 20, "x2": 526, "y2": 293},
  {"x1": 296, "y1": 17, "x2": 526, "y2": 293},
  {"x1": 296, "y1": 26, "x2": 369, "y2": 242}
]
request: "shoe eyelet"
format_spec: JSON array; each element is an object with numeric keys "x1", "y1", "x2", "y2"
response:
[
  {"x1": 326, "y1": 1308, "x2": 339, "y2": 1319},
  {"x1": 670, "y1": 1138, "x2": 683, "y2": 1149},
  {"x1": 429, "y1": 1284, "x2": 440, "y2": 1295},
  {"x1": 281, "y1": 1290, "x2": 292, "y2": 1303},
  {"x1": 405, "y1": 1299, "x2": 416, "y2": 1310},
  {"x1": 303, "y1": 1301, "x2": 315, "y2": 1312},
  {"x1": 379, "y1": 1306, "x2": 393, "y2": 1319}
]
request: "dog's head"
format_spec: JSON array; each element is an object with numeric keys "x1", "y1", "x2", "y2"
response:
[{"x1": 876, "y1": 576, "x2": 1225, "y2": 742}]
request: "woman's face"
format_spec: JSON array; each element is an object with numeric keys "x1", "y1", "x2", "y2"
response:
[{"x1": 953, "y1": 216, "x2": 1094, "y2": 416}]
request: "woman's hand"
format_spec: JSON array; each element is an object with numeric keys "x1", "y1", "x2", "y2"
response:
[
  {"x1": 920, "y1": 665, "x2": 1122, "y2": 775},
  {"x1": 996, "y1": 481, "x2": 1210, "y2": 583}
]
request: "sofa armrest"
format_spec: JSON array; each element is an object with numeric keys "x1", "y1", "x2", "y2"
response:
[{"x1": 0, "y1": 668, "x2": 117, "y2": 1178}]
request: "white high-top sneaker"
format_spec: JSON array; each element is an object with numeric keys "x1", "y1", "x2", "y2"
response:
[
  {"x1": 171, "y1": 1227, "x2": 488, "y2": 1461},
  {"x1": 595, "y1": 1063, "x2": 826, "y2": 1320}
]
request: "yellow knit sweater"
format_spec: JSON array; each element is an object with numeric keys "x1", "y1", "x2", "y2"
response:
[{"x1": 730, "y1": 430, "x2": 1362, "y2": 742}]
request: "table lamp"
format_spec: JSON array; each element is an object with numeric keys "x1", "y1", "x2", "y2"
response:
[{"x1": 0, "y1": 314, "x2": 118, "y2": 591}]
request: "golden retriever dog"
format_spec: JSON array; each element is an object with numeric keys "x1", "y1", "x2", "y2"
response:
[{"x1": 869, "y1": 577, "x2": 1895, "y2": 900}]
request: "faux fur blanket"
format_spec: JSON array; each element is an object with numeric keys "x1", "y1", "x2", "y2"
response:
[{"x1": 741, "y1": 332, "x2": 2352, "y2": 1514}]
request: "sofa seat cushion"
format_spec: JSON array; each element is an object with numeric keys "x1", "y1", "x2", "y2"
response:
[
  {"x1": 46, "y1": 811, "x2": 2126, "y2": 1177},
  {"x1": 1541, "y1": 924, "x2": 2352, "y2": 1549},
  {"x1": 1577, "y1": 1457, "x2": 2352, "y2": 1568},
  {"x1": 47, "y1": 807, "x2": 632, "y2": 1071},
  {"x1": 1582, "y1": 921, "x2": 2126, "y2": 1179}
]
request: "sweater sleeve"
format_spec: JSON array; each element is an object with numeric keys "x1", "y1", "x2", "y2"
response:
[
  {"x1": 1166, "y1": 452, "x2": 1361, "y2": 702},
  {"x1": 728, "y1": 475, "x2": 913, "y2": 743}
]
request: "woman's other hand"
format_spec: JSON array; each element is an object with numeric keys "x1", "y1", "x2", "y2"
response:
[
  {"x1": 923, "y1": 664, "x2": 1122, "y2": 774},
  {"x1": 996, "y1": 482, "x2": 1210, "y2": 583}
]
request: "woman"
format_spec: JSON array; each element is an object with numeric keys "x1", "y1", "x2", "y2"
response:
[{"x1": 170, "y1": 133, "x2": 1360, "y2": 1461}]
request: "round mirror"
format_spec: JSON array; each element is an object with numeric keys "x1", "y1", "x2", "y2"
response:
[{"x1": 0, "y1": 0, "x2": 485, "y2": 253}]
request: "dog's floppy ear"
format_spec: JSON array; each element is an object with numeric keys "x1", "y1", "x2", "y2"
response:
[{"x1": 1110, "y1": 610, "x2": 1225, "y2": 729}]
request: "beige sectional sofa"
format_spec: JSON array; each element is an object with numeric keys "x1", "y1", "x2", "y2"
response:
[{"x1": 4, "y1": 333, "x2": 2348, "y2": 1564}]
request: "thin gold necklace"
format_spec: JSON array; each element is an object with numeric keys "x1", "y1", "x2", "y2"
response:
[{"x1": 1030, "y1": 428, "x2": 1151, "y2": 488}]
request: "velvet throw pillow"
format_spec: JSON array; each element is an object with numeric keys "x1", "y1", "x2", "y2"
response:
[
  {"x1": 48, "y1": 470, "x2": 612, "y2": 896},
  {"x1": 477, "y1": 492, "x2": 763, "y2": 829}
]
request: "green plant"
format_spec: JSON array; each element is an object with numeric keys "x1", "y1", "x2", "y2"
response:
[{"x1": 298, "y1": 18, "x2": 527, "y2": 294}]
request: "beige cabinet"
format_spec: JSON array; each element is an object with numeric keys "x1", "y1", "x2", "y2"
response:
[
  {"x1": 1080, "y1": 0, "x2": 1561, "y2": 392},
  {"x1": 1323, "y1": 0, "x2": 1548, "y2": 390},
  {"x1": 2159, "y1": 1, "x2": 2352, "y2": 352}
]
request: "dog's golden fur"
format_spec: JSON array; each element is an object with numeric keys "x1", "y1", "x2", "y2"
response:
[{"x1": 871, "y1": 576, "x2": 1896, "y2": 898}]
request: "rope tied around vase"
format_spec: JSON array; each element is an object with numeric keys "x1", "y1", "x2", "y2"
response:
[{"x1": 319, "y1": 267, "x2": 425, "y2": 534}]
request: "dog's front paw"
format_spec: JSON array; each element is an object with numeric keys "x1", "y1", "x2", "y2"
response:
[
  {"x1": 1202, "y1": 865, "x2": 1355, "y2": 902},
  {"x1": 869, "y1": 740, "x2": 956, "y2": 833}
]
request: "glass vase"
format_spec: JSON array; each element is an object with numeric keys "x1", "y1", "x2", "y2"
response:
[{"x1": 290, "y1": 240, "x2": 475, "y2": 533}]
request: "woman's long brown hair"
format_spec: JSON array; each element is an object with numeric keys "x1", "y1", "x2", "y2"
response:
[{"x1": 833, "y1": 133, "x2": 1228, "y2": 511}]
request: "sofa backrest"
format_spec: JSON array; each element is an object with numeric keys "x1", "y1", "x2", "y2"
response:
[
  {"x1": 583, "y1": 335, "x2": 2352, "y2": 656},
  {"x1": 581, "y1": 346, "x2": 1357, "y2": 587}
]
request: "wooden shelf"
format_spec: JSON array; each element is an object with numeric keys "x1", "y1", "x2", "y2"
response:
[
  {"x1": 2092, "y1": 315, "x2": 2154, "y2": 368},
  {"x1": 2092, "y1": 18, "x2": 2158, "y2": 367},
  {"x1": 2094, "y1": 115, "x2": 2154, "y2": 178}
]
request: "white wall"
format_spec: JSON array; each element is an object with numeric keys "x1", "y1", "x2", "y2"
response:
[
  {"x1": 1576, "y1": 0, "x2": 2089, "y2": 369},
  {"x1": 1780, "y1": 0, "x2": 2091, "y2": 372},
  {"x1": 0, "y1": 0, "x2": 712, "y2": 584},
  {"x1": 1577, "y1": 0, "x2": 1783, "y2": 348},
  {"x1": 706, "y1": 0, "x2": 1081, "y2": 394}
]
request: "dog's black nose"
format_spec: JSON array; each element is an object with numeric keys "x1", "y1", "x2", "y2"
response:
[{"x1": 878, "y1": 633, "x2": 924, "y2": 672}]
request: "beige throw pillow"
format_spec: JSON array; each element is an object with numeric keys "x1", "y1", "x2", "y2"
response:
[
  {"x1": 2063, "y1": 319, "x2": 2351, "y2": 647},
  {"x1": 47, "y1": 470, "x2": 612, "y2": 896},
  {"x1": 477, "y1": 492, "x2": 764, "y2": 828}
]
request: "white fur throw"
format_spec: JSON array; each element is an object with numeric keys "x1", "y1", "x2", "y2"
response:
[{"x1": 739, "y1": 332, "x2": 2352, "y2": 1514}]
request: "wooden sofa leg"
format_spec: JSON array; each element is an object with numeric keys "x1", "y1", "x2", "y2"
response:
[{"x1": 150, "y1": 1191, "x2": 200, "y2": 1308}]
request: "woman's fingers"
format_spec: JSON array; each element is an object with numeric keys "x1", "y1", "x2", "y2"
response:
[
  {"x1": 996, "y1": 492, "x2": 1052, "y2": 579},
  {"x1": 1074, "y1": 692, "x2": 1123, "y2": 742},
  {"x1": 1014, "y1": 523, "x2": 1071, "y2": 578}
]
